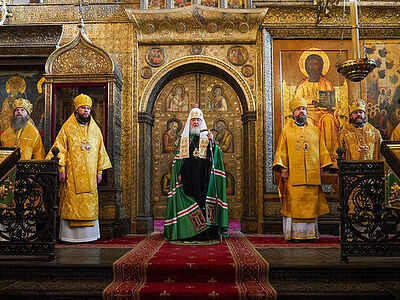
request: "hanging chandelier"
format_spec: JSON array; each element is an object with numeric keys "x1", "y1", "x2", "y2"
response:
[{"x1": 336, "y1": 0, "x2": 376, "y2": 82}]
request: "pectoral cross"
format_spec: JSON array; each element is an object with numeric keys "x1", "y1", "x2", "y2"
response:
[{"x1": 366, "y1": 128, "x2": 375, "y2": 137}]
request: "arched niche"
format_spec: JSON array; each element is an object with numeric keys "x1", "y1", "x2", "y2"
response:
[
  {"x1": 43, "y1": 26, "x2": 127, "y2": 240},
  {"x1": 135, "y1": 59, "x2": 258, "y2": 234}
]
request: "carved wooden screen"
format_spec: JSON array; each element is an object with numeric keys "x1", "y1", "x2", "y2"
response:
[{"x1": 152, "y1": 73, "x2": 243, "y2": 220}]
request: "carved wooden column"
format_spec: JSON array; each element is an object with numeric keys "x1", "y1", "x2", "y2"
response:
[
  {"x1": 241, "y1": 111, "x2": 258, "y2": 233},
  {"x1": 135, "y1": 112, "x2": 154, "y2": 234}
]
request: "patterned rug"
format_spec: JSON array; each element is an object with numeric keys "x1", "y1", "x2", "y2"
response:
[
  {"x1": 103, "y1": 232, "x2": 277, "y2": 299},
  {"x1": 56, "y1": 233, "x2": 340, "y2": 249}
]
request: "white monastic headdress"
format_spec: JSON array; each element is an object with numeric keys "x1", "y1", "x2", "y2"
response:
[{"x1": 179, "y1": 108, "x2": 209, "y2": 159}]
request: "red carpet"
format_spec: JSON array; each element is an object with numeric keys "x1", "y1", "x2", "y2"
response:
[
  {"x1": 103, "y1": 233, "x2": 277, "y2": 299},
  {"x1": 57, "y1": 234, "x2": 339, "y2": 249}
]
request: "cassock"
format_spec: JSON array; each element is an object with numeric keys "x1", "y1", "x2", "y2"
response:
[
  {"x1": 180, "y1": 134, "x2": 212, "y2": 208},
  {"x1": 273, "y1": 118, "x2": 332, "y2": 240},
  {"x1": 47, "y1": 114, "x2": 111, "y2": 242}
]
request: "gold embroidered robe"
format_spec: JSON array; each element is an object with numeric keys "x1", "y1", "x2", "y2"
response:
[
  {"x1": 339, "y1": 122, "x2": 383, "y2": 160},
  {"x1": 47, "y1": 114, "x2": 111, "y2": 224},
  {"x1": 0, "y1": 120, "x2": 45, "y2": 160},
  {"x1": 391, "y1": 123, "x2": 400, "y2": 141},
  {"x1": 294, "y1": 77, "x2": 339, "y2": 163},
  {"x1": 273, "y1": 118, "x2": 332, "y2": 219}
]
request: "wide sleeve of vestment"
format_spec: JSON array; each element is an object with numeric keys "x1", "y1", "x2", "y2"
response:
[
  {"x1": 96, "y1": 131, "x2": 112, "y2": 173},
  {"x1": 391, "y1": 124, "x2": 400, "y2": 141},
  {"x1": 272, "y1": 127, "x2": 289, "y2": 171},
  {"x1": 318, "y1": 129, "x2": 332, "y2": 169},
  {"x1": 46, "y1": 125, "x2": 68, "y2": 173},
  {"x1": 29, "y1": 123, "x2": 45, "y2": 160}
]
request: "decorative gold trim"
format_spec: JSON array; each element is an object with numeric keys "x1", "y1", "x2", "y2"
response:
[
  {"x1": 45, "y1": 26, "x2": 116, "y2": 75},
  {"x1": 126, "y1": 5, "x2": 268, "y2": 44},
  {"x1": 145, "y1": 47, "x2": 167, "y2": 67},
  {"x1": 139, "y1": 55, "x2": 255, "y2": 112},
  {"x1": 140, "y1": 66, "x2": 153, "y2": 79}
]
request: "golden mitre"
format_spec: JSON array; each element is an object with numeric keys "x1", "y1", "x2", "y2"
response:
[
  {"x1": 189, "y1": 107, "x2": 204, "y2": 119},
  {"x1": 73, "y1": 94, "x2": 92, "y2": 110},
  {"x1": 12, "y1": 98, "x2": 33, "y2": 114},
  {"x1": 349, "y1": 99, "x2": 366, "y2": 115},
  {"x1": 289, "y1": 97, "x2": 307, "y2": 114}
]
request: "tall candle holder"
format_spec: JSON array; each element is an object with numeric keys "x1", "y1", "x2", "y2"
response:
[{"x1": 336, "y1": 0, "x2": 376, "y2": 82}]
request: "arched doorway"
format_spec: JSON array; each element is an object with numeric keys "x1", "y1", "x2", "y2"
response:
[
  {"x1": 152, "y1": 72, "x2": 243, "y2": 220},
  {"x1": 136, "y1": 61, "x2": 258, "y2": 234}
]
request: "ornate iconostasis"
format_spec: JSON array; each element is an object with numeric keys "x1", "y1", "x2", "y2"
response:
[
  {"x1": 273, "y1": 40, "x2": 359, "y2": 162},
  {"x1": 364, "y1": 40, "x2": 400, "y2": 141},
  {"x1": 0, "y1": 68, "x2": 45, "y2": 134}
]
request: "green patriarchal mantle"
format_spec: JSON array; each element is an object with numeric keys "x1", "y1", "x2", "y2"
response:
[{"x1": 164, "y1": 146, "x2": 228, "y2": 241}]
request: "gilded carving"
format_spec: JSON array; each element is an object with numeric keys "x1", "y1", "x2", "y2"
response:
[
  {"x1": 207, "y1": 22, "x2": 218, "y2": 33},
  {"x1": 228, "y1": 45, "x2": 248, "y2": 66},
  {"x1": 176, "y1": 22, "x2": 187, "y2": 34},
  {"x1": 53, "y1": 44, "x2": 111, "y2": 74},
  {"x1": 141, "y1": 66, "x2": 153, "y2": 79},
  {"x1": 145, "y1": 47, "x2": 167, "y2": 67},
  {"x1": 241, "y1": 65, "x2": 254, "y2": 77},
  {"x1": 138, "y1": 55, "x2": 255, "y2": 113},
  {"x1": 46, "y1": 29, "x2": 114, "y2": 75},
  {"x1": 238, "y1": 22, "x2": 250, "y2": 33},
  {"x1": 190, "y1": 45, "x2": 203, "y2": 55},
  {"x1": 3, "y1": 3, "x2": 400, "y2": 41},
  {"x1": 126, "y1": 6, "x2": 268, "y2": 44}
]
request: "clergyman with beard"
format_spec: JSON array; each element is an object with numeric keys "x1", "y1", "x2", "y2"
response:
[
  {"x1": 164, "y1": 107, "x2": 228, "y2": 241},
  {"x1": 339, "y1": 99, "x2": 383, "y2": 161},
  {"x1": 46, "y1": 94, "x2": 111, "y2": 243},
  {"x1": 0, "y1": 98, "x2": 45, "y2": 160},
  {"x1": 273, "y1": 97, "x2": 332, "y2": 242}
]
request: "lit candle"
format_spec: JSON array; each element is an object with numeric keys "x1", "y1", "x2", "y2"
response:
[{"x1": 349, "y1": 0, "x2": 360, "y2": 59}]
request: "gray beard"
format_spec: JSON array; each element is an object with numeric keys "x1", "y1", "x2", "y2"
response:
[
  {"x1": 10, "y1": 115, "x2": 28, "y2": 130},
  {"x1": 190, "y1": 127, "x2": 200, "y2": 136}
]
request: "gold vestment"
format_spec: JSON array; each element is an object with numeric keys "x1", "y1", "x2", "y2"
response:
[
  {"x1": 0, "y1": 120, "x2": 45, "y2": 160},
  {"x1": 295, "y1": 77, "x2": 339, "y2": 163},
  {"x1": 339, "y1": 122, "x2": 383, "y2": 160},
  {"x1": 391, "y1": 123, "x2": 400, "y2": 141},
  {"x1": 47, "y1": 114, "x2": 111, "y2": 225},
  {"x1": 273, "y1": 118, "x2": 332, "y2": 219}
]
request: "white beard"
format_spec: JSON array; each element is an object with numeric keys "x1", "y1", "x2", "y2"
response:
[{"x1": 190, "y1": 127, "x2": 200, "y2": 136}]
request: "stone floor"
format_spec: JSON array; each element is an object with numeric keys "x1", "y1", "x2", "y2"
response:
[{"x1": 0, "y1": 244, "x2": 400, "y2": 299}]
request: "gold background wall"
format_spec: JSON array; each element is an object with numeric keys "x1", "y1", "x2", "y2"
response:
[{"x1": 1, "y1": 1, "x2": 399, "y2": 233}]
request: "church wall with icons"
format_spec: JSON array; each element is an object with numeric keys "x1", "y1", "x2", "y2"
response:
[
  {"x1": 273, "y1": 40, "x2": 359, "y2": 163},
  {"x1": 0, "y1": 69, "x2": 45, "y2": 133},
  {"x1": 364, "y1": 40, "x2": 400, "y2": 140}
]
